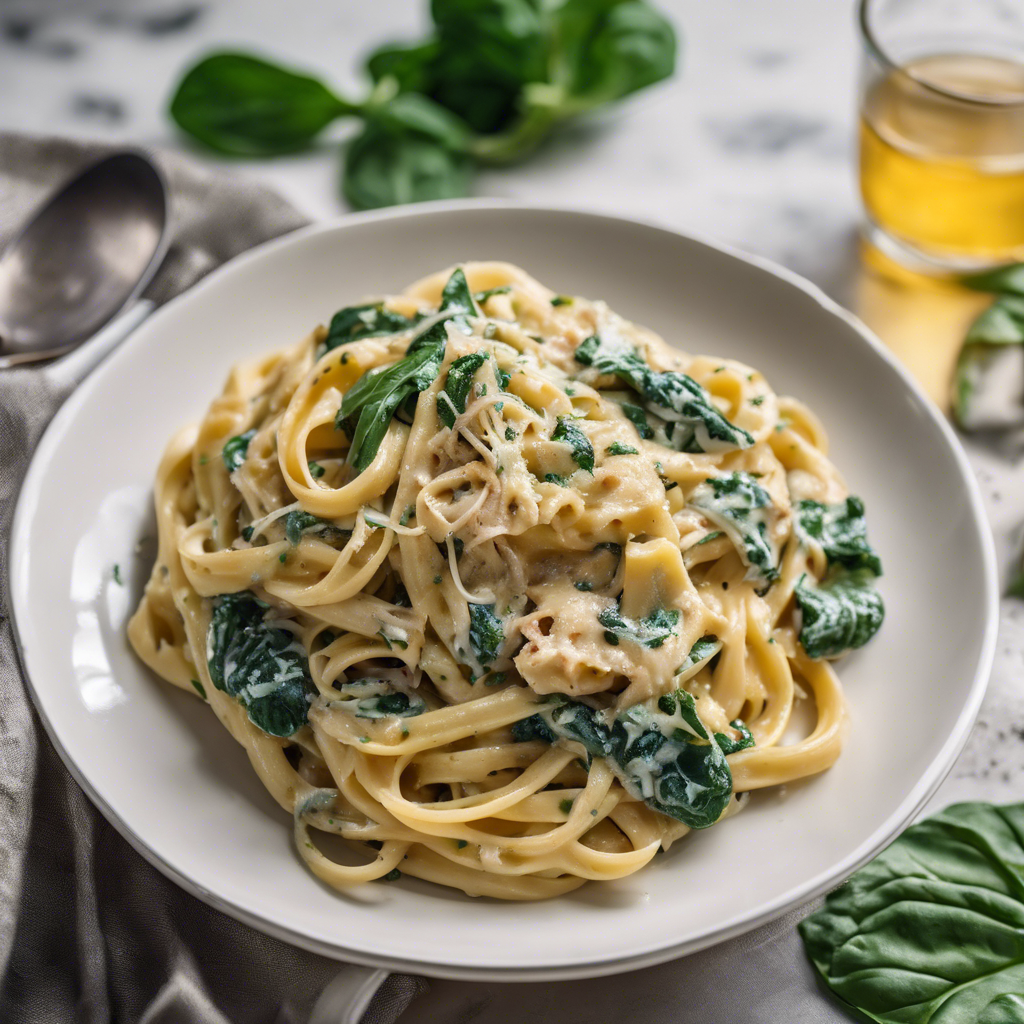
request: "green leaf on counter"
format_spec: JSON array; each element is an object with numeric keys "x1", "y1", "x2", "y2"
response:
[
  {"x1": 961, "y1": 262, "x2": 1024, "y2": 297},
  {"x1": 800, "y1": 801, "x2": 1024, "y2": 1024}
]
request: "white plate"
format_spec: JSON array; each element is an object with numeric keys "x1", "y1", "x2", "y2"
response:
[{"x1": 9, "y1": 202, "x2": 997, "y2": 981}]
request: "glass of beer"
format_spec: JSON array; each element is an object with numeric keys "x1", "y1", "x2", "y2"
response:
[{"x1": 858, "y1": 0, "x2": 1024, "y2": 273}]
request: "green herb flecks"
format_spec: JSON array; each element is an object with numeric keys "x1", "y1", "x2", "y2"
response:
[
  {"x1": 598, "y1": 602, "x2": 680, "y2": 649},
  {"x1": 468, "y1": 603, "x2": 504, "y2": 668}
]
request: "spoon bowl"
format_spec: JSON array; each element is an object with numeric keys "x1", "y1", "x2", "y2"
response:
[{"x1": 0, "y1": 151, "x2": 167, "y2": 362}]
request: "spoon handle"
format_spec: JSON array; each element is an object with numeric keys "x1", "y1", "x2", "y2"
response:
[{"x1": 44, "y1": 300, "x2": 154, "y2": 389}]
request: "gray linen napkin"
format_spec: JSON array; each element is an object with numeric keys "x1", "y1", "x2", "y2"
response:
[{"x1": 0, "y1": 132, "x2": 427, "y2": 1024}]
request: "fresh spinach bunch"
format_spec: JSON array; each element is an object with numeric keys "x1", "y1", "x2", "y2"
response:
[
  {"x1": 168, "y1": 0, "x2": 677, "y2": 209},
  {"x1": 801, "y1": 801, "x2": 1024, "y2": 1024}
]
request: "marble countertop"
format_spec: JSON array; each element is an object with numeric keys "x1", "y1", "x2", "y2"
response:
[{"x1": 3, "y1": 0, "x2": 1023, "y2": 1019}]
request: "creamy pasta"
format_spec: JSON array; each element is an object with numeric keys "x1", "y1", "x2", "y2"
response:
[{"x1": 128, "y1": 262, "x2": 884, "y2": 900}]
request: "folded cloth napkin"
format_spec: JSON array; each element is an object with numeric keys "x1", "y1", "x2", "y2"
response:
[{"x1": 0, "y1": 132, "x2": 427, "y2": 1024}]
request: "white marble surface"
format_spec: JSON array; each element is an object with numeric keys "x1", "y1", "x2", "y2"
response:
[{"x1": 4, "y1": 0, "x2": 1024, "y2": 1020}]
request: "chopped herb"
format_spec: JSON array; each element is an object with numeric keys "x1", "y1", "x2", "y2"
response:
[
  {"x1": 504, "y1": 426, "x2": 516, "y2": 441},
  {"x1": 308, "y1": 460, "x2": 326, "y2": 478},
  {"x1": 559, "y1": 798, "x2": 574, "y2": 814},
  {"x1": 551, "y1": 295, "x2": 573, "y2": 306},
  {"x1": 544, "y1": 472, "x2": 569, "y2": 486},
  {"x1": 750, "y1": 396, "x2": 764, "y2": 406},
  {"x1": 575, "y1": 581, "x2": 594, "y2": 591},
  {"x1": 383, "y1": 869, "x2": 401, "y2": 881},
  {"x1": 377, "y1": 628, "x2": 409, "y2": 650},
  {"x1": 198, "y1": 454, "x2": 209, "y2": 466},
  {"x1": 191, "y1": 679, "x2": 206, "y2": 699},
  {"x1": 456, "y1": 839, "x2": 469, "y2": 849},
  {"x1": 468, "y1": 603, "x2": 504, "y2": 666},
  {"x1": 474, "y1": 285, "x2": 511, "y2": 304},
  {"x1": 112, "y1": 564, "x2": 123, "y2": 586},
  {"x1": 433, "y1": 574, "x2": 443, "y2": 585},
  {"x1": 279, "y1": 552, "x2": 288, "y2": 563},
  {"x1": 486, "y1": 671, "x2": 507, "y2": 686}
]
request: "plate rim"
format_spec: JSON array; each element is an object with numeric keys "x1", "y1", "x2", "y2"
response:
[{"x1": 8, "y1": 198, "x2": 999, "y2": 981}]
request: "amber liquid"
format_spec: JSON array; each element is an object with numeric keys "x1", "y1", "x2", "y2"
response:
[{"x1": 860, "y1": 53, "x2": 1024, "y2": 264}]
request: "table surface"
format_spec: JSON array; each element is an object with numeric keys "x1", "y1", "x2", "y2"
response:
[{"x1": 3, "y1": 0, "x2": 1024, "y2": 1019}]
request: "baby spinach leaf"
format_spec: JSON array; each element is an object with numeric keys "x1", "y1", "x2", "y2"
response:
[
  {"x1": 688, "y1": 472, "x2": 778, "y2": 584},
  {"x1": 575, "y1": 334, "x2": 754, "y2": 454},
  {"x1": 598, "y1": 602, "x2": 680, "y2": 649},
  {"x1": 552, "y1": 0, "x2": 676, "y2": 105},
  {"x1": 366, "y1": 91, "x2": 473, "y2": 152},
  {"x1": 469, "y1": 603, "x2": 504, "y2": 666},
  {"x1": 715, "y1": 720, "x2": 754, "y2": 755},
  {"x1": 207, "y1": 591, "x2": 314, "y2": 737},
  {"x1": 795, "y1": 567, "x2": 884, "y2": 659},
  {"x1": 338, "y1": 318, "x2": 448, "y2": 470},
  {"x1": 552, "y1": 416, "x2": 595, "y2": 473},
  {"x1": 962, "y1": 262, "x2": 1024, "y2": 297},
  {"x1": 538, "y1": 689, "x2": 733, "y2": 829},
  {"x1": 438, "y1": 265, "x2": 478, "y2": 315},
  {"x1": 365, "y1": 39, "x2": 439, "y2": 95},
  {"x1": 222, "y1": 429, "x2": 256, "y2": 473},
  {"x1": 324, "y1": 303, "x2": 416, "y2": 352},
  {"x1": 343, "y1": 122, "x2": 476, "y2": 210},
  {"x1": 438, "y1": 352, "x2": 488, "y2": 428},
  {"x1": 800, "y1": 801, "x2": 1024, "y2": 1024},
  {"x1": 169, "y1": 53, "x2": 352, "y2": 156},
  {"x1": 797, "y1": 496, "x2": 882, "y2": 576},
  {"x1": 333, "y1": 680, "x2": 426, "y2": 720}
]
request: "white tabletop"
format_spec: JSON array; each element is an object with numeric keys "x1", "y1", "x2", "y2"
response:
[{"x1": 3, "y1": 0, "x2": 1023, "y2": 1018}]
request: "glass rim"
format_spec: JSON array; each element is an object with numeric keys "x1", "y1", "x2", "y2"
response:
[{"x1": 857, "y1": 0, "x2": 1024, "y2": 108}]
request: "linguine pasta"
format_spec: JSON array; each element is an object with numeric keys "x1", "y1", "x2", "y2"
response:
[{"x1": 128, "y1": 262, "x2": 884, "y2": 900}]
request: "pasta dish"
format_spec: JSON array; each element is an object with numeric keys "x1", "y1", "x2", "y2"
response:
[{"x1": 128, "y1": 262, "x2": 884, "y2": 900}]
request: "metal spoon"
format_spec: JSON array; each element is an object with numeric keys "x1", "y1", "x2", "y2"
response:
[{"x1": 0, "y1": 151, "x2": 168, "y2": 371}]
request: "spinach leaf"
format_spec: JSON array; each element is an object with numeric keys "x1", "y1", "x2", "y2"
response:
[
  {"x1": 794, "y1": 567, "x2": 884, "y2": 659},
  {"x1": 575, "y1": 334, "x2": 754, "y2": 453},
  {"x1": 552, "y1": 0, "x2": 676, "y2": 105},
  {"x1": 222, "y1": 429, "x2": 256, "y2": 473},
  {"x1": 552, "y1": 416, "x2": 595, "y2": 473},
  {"x1": 606, "y1": 441, "x2": 638, "y2": 456},
  {"x1": 511, "y1": 714, "x2": 556, "y2": 743},
  {"x1": 797, "y1": 496, "x2": 882, "y2": 575},
  {"x1": 366, "y1": 39, "x2": 439, "y2": 95},
  {"x1": 438, "y1": 265, "x2": 478, "y2": 315},
  {"x1": 598, "y1": 602, "x2": 680, "y2": 649},
  {"x1": 800, "y1": 801, "x2": 1024, "y2": 1024},
  {"x1": 334, "y1": 680, "x2": 426, "y2": 719},
  {"x1": 962, "y1": 262, "x2": 1024, "y2": 297},
  {"x1": 953, "y1": 297, "x2": 1024, "y2": 431},
  {"x1": 207, "y1": 592, "x2": 314, "y2": 737},
  {"x1": 169, "y1": 53, "x2": 353, "y2": 155},
  {"x1": 621, "y1": 402, "x2": 654, "y2": 439},
  {"x1": 343, "y1": 121, "x2": 475, "y2": 210},
  {"x1": 337, "y1": 318, "x2": 449, "y2": 470},
  {"x1": 324, "y1": 303, "x2": 416, "y2": 352},
  {"x1": 438, "y1": 352, "x2": 488, "y2": 428},
  {"x1": 538, "y1": 689, "x2": 733, "y2": 829},
  {"x1": 686, "y1": 634, "x2": 721, "y2": 667},
  {"x1": 688, "y1": 472, "x2": 778, "y2": 584},
  {"x1": 715, "y1": 720, "x2": 754, "y2": 755},
  {"x1": 283, "y1": 510, "x2": 348, "y2": 547},
  {"x1": 474, "y1": 285, "x2": 512, "y2": 303},
  {"x1": 469, "y1": 603, "x2": 504, "y2": 666}
]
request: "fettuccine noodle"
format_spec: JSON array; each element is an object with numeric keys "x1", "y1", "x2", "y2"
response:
[{"x1": 128, "y1": 262, "x2": 882, "y2": 900}]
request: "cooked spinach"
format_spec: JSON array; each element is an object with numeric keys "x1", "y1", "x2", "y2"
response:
[
  {"x1": 222, "y1": 429, "x2": 256, "y2": 473},
  {"x1": 794, "y1": 567, "x2": 884, "y2": 659},
  {"x1": 575, "y1": 333, "x2": 754, "y2": 453},
  {"x1": 685, "y1": 634, "x2": 721, "y2": 667},
  {"x1": 169, "y1": 4, "x2": 676, "y2": 209},
  {"x1": 207, "y1": 591, "x2": 314, "y2": 737},
  {"x1": 801, "y1": 801, "x2": 1024, "y2": 1024},
  {"x1": 336, "y1": 268, "x2": 473, "y2": 470},
  {"x1": 474, "y1": 285, "x2": 512, "y2": 304},
  {"x1": 688, "y1": 472, "x2": 778, "y2": 584},
  {"x1": 334, "y1": 680, "x2": 426, "y2": 720},
  {"x1": 598, "y1": 602, "x2": 680, "y2": 649},
  {"x1": 621, "y1": 402, "x2": 654, "y2": 439},
  {"x1": 324, "y1": 303, "x2": 416, "y2": 353},
  {"x1": 511, "y1": 714, "x2": 556, "y2": 743},
  {"x1": 283, "y1": 510, "x2": 348, "y2": 547},
  {"x1": 797, "y1": 496, "x2": 882, "y2": 575},
  {"x1": 605, "y1": 441, "x2": 638, "y2": 456},
  {"x1": 535, "y1": 689, "x2": 733, "y2": 829},
  {"x1": 468, "y1": 602, "x2": 504, "y2": 667},
  {"x1": 715, "y1": 720, "x2": 754, "y2": 755},
  {"x1": 437, "y1": 352, "x2": 488, "y2": 428},
  {"x1": 552, "y1": 416, "x2": 595, "y2": 473},
  {"x1": 308, "y1": 460, "x2": 326, "y2": 478}
]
